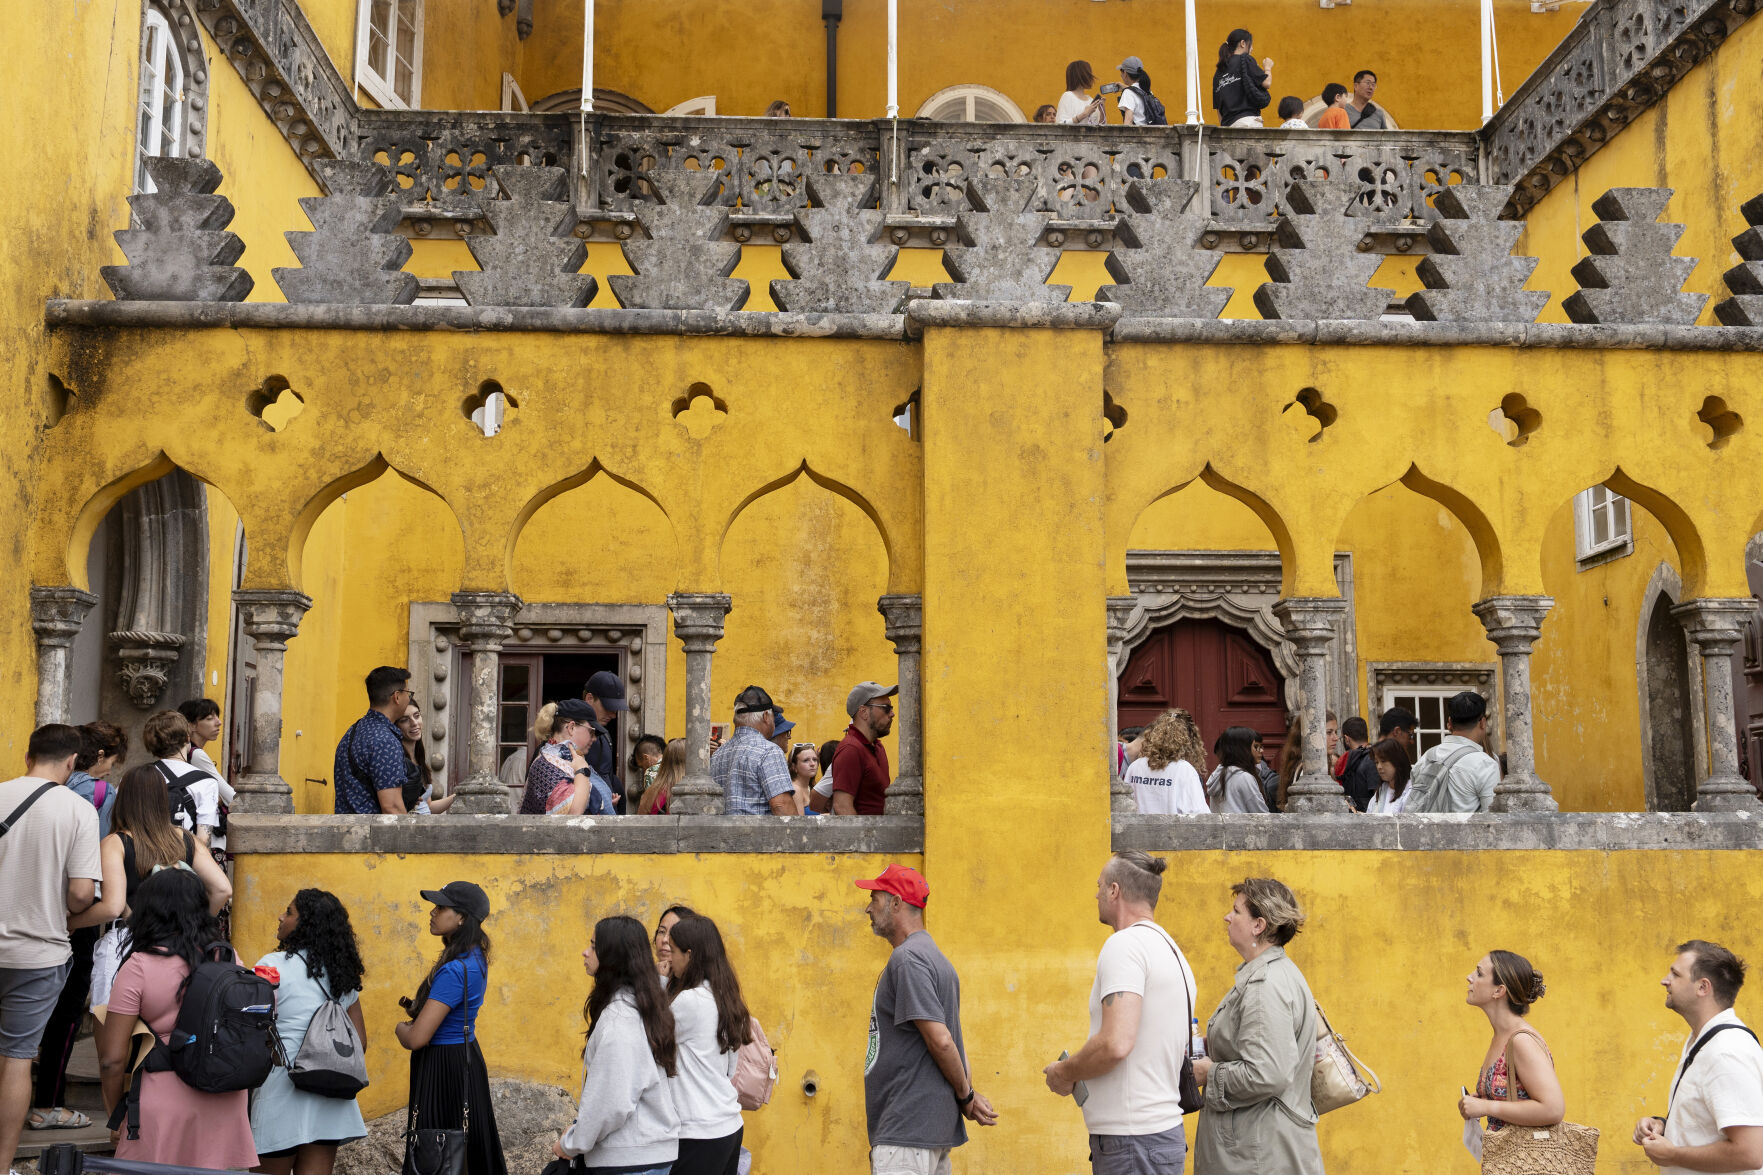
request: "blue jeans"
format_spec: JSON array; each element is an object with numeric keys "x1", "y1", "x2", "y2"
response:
[{"x1": 1090, "y1": 1122, "x2": 1187, "y2": 1175}]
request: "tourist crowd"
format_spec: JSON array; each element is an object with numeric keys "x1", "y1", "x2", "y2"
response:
[
  {"x1": 1047, "y1": 32, "x2": 1389, "y2": 130},
  {"x1": 1121, "y1": 690, "x2": 1503, "y2": 816}
]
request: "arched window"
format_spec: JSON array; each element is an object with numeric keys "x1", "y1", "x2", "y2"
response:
[
  {"x1": 135, "y1": 6, "x2": 185, "y2": 192},
  {"x1": 915, "y1": 84, "x2": 1025, "y2": 123}
]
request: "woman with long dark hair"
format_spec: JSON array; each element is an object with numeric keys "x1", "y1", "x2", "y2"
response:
[
  {"x1": 1205, "y1": 726, "x2": 1271, "y2": 813},
  {"x1": 97, "y1": 868, "x2": 256, "y2": 1169},
  {"x1": 250, "y1": 889, "x2": 369, "y2": 1175},
  {"x1": 396, "y1": 697, "x2": 455, "y2": 814},
  {"x1": 553, "y1": 916, "x2": 680, "y2": 1175},
  {"x1": 653, "y1": 904, "x2": 697, "y2": 979},
  {"x1": 1367, "y1": 737, "x2": 1413, "y2": 814},
  {"x1": 90, "y1": 763, "x2": 232, "y2": 1008},
  {"x1": 395, "y1": 883, "x2": 506, "y2": 1175},
  {"x1": 1212, "y1": 27, "x2": 1273, "y2": 127},
  {"x1": 667, "y1": 915, "x2": 752, "y2": 1175}
]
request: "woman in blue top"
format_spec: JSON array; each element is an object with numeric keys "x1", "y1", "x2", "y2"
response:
[
  {"x1": 396, "y1": 882, "x2": 507, "y2": 1175},
  {"x1": 251, "y1": 889, "x2": 369, "y2": 1175}
]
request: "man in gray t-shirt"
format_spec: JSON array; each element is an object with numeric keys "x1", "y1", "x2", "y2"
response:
[{"x1": 858, "y1": 865, "x2": 996, "y2": 1174}]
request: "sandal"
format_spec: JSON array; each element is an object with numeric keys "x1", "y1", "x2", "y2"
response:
[{"x1": 28, "y1": 1107, "x2": 91, "y2": 1130}]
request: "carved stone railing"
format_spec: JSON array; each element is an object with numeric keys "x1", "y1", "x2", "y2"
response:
[{"x1": 1485, "y1": 0, "x2": 1758, "y2": 216}]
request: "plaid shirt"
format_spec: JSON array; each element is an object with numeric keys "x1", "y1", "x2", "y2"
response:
[{"x1": 712, "y1": 726, "x2": 793, "y2": 815}]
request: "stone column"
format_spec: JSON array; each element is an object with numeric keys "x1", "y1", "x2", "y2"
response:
[
  {"x1": 30, "y1": 587, "x2": 99, "y2": 726},
  {"x1": 451, "y1": 591, "x2": 524, "y2": 815},
  {"x1": 1672, "y1": 598, "x2": 1763, "y2": 811},
  {"x1": 1472, "y1": 595, "x2": 1558, "y2": 812},
  {"x1": 668, "y1": 593, "x2": 733, "y2": 815},
  {"x1": 1272, "y1": 597, "x2": 1351, "y2": 812},
  {"x1": 877, "y1": 594, "x2": 924, "y2": 816},
  {"x1": 230, "y1": 589, "x2": 313, "y2": 813},
  {"x1": 1105, "y1": 596, "x2": 1138, "y2": 813}
]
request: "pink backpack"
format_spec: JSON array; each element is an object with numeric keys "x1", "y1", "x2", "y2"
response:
[{"x1": 732, "y1": 1016, "x2": 777, "y2": 1111}]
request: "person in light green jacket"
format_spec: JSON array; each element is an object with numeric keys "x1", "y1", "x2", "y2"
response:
[{"x1": 1191, "y1": 878, "x2": 1325, "y2": 1175}]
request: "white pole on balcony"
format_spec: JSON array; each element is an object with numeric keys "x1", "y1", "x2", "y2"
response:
[
  {"x1": 1184, "y1": 0, "x2": 1200, "y2": 124},
  {"x1": 580, "y1": 0, "x2": 594, "y2": 113},
  {"x1": 886, "y1": 0, "x2": 898, "y2": 118},
  {"x1": 1480, "y1": 0, "x2": 1494, "y2": 124}
]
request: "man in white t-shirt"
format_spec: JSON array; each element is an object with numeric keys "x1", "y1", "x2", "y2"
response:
[
  {"x1": 0, "y1": 724, "x2": 101, "y2": 1175},
  {"x1": 1636, "y1": 940, "x2": 1763, "y2": 1174},
  {"x1": 1044, "y1": 851, "x2": 1197, "y2": 1175}
]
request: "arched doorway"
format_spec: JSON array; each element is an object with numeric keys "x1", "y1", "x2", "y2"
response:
[
  {"x1": 1118, "y1": 618, "x2": 1288, "y2": 768},
  {"x1": 1641, "y1": 590, "x2": 1696, "y2": 812}
]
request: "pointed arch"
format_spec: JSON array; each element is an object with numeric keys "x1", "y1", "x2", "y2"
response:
[
  {"x1": 506, "y1": 459, "x2": 678, "y2": 589},
  {"x1": 1396, "y1": 464, "x2": 1504, "y2": 594},
  {"x1": 64, "y1": 453, "x2": 181, "y2": 589},
  {"x1": 1601, "y1": 469, "x2": 1708, "y2": 598},
  {"x1": 720, "y1": 462, "x2": 895, "y2": 582},
  {"x1": 288, "y1": 455, "x2": 462, "y2": 589}
]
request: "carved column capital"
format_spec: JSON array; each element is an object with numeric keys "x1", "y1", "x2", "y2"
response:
[
  {"x1": 452, "y1": 591, "x2": 523, "y2": 649},
  {"x1": 1272, "y1": 597, "x2": 1350, "y2": 812},
  {"x1": 1671, "y1": 597, "x2": 1755, "y2": 648},
  {"x1": 1672, "y1": 597, "x2": 1763, "y2": 811},
  {"x1": 1471, "y1": 595, "x2": 1554, "y2": 650},
  {"x1": 1105, "y1": 595, "x2": 1139, "y2": 649},
  {"x1": 668, "y1": 592, "x2": 733, "y2": 649},
  {"x1": 878, "y1": 594, "x2": 923, "y2": 653},
  {"x1": 30, "y1": 586, "x2": 99, "y2": 647},
  {"x1": 234, "y1": 589, "x2": 315, "y2": 647}
]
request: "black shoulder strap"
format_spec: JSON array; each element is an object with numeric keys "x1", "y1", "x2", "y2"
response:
[
  {"x1": 1671, "y1": 1023, "x2": 1762, "y2": 1112},
  {"x1": 0, "y1": 782, "x2": 60, "y2": 837},
  {"x1": 1137, "y1": 923, "x2": 1195, "y2": 1055}
]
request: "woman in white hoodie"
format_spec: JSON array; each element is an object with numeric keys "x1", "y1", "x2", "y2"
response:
[
  {"x1": 552, "y1": 916, "x2": 680, "y2": 1175},
  {"x1": 665, "y1": 915, "x2": 753, "y2": 1175}
]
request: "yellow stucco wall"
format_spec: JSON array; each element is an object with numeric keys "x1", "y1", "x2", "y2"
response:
[{"x1": 231, "y1": 846, "x2": 1763, "y2": 1174}]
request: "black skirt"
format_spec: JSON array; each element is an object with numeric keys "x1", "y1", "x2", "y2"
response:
[{"x1": 407, "y1": 1041, "x2": 507, "y2": 1175}]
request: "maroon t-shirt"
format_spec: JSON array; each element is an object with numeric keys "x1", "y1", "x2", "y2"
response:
[{"x1": 831, "y1": 723, "x2": 891, "y2": 814}]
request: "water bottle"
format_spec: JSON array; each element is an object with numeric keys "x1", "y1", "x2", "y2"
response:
[{"x1": 1190, "y1": 1017, "x2": 1206, "y2": 1059}]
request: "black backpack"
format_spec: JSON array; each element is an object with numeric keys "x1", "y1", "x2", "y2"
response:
[
  {"x1": 1133, "y1": 85, "x2": 1169, "y2": 126},
  {"x1": 153, "y1": 761, "x2": 202, "y2": 835},
  {"x1": 111, "y1": 943, "x2": 281, "y2": 1138}
]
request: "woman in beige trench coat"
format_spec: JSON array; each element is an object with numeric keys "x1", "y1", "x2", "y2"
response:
[{"x1": 1191, "y1": 878, "x2": 1325, "y2": 1175}]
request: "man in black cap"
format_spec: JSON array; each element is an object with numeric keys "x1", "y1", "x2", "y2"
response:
[
  {"x1": 582, "y1": 669, "x2": 626, "y2": 809},
  {"x1": 711, "y1": 685, "x2": 795, "y2": 815}
]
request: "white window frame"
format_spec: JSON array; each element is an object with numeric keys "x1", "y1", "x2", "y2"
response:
[
  {"x1": 354, "y1": 0, "x2": 424, "y2": 110},
  {"x1": 916, "y1": 84, "x2": 1026, "y2": 123},
  {"x1": 1380, "y1": 687, "x2": 1458, "y2": 758},
  {"x1": 135, "y1": 5, "x2": 185, "y2": 193},
  {"x1": 1573, "y1": 485, "x2": 1633, "y2": 565}
]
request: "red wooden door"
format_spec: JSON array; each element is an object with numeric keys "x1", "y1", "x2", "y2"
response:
[{"x1": 1118, "y1": 619, "x2": 1289, "y2": 768}]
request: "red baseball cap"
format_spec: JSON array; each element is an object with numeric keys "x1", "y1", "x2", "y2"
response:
[{"x1": 855, "y1": 864, "x2": 929, "y2": 908}]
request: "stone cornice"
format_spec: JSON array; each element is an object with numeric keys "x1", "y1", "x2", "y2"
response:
[
  {"x1": 193, "y1": 0, "x2": 354, "y2": 166},
  {"x1": 228, "y1": 814, "x2": 925, "y2": 855},
  {"x1": 1483, "y1": 0, "x2": 1758, "y2": 218},
  {"x1": 1114, "y1": 811, "x2": 1763, "y2": 851}
]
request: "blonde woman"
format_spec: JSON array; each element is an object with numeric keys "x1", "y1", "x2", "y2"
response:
[
  {"x1": 1123, "y1": 709, "x2": 1209, "y2": 813},
  {"x1": 638, "y1": 739, "x2": 687, "y2": 815}
]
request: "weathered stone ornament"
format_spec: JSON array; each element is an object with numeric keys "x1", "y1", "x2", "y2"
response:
[
  {"x1": 274, "y1": 159, "x2": 419, "y2": 305},
  {"x1": 1252, "y1": 180, "x2": 1391, "y2": 321},
  {"x1": 609, "y1": 169, "x2": 748, "y2": 312},
  {"x1": 102, "y1": 158, "x2": 253, "y2": 302},
  {"x1": 769, "y1": 173, "x2": 907, "y2": 315},
  {"x1": 1715, "y1": 193, "x2": 1763, "y2": 327},
  {"x1": 1097, "y1": 179, "x2": 1229, "y2": 320},
  {"x1": 1405, "y1": 185, "x2": 1547, "y2": 324},
  {"x1": 1562, "y1": 187, "x2": 1706, "y2": 325},
  {"x1": 933, "y1": 176, "x2": 1071, "y2": 303},
  {"x1": 453, "y1": 166, "x2": 597, "y2": 308}
]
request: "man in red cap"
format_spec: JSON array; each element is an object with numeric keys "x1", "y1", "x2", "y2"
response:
[{"x1": 856, "y1": 865, "x2": 995, "y2": 1173}]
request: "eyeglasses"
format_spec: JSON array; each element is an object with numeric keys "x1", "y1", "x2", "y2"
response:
[{"x1": 864, "y1": 702, "x2": 894, "y2": 714}]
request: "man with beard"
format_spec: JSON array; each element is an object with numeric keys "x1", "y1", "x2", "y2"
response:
[{"x1": 835, "y1": 681, "x2": 898, "y2": 815}]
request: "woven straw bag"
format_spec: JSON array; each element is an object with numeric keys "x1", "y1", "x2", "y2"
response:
[
  {"x1": 1312, "y1": 1001, "x2": 1380, "y2": 1114},
  {"x1": 1479, "y1": 1032, "x2": 1598, "y2": 1175}
]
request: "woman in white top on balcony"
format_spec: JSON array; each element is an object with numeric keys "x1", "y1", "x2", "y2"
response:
[
  {"x1": 1365, "y1": 738, "x2": 1412, "y2": 814},
  {"x1": 1124, "y1": 709, "x2": 1209, "y2": 814},
  {"x1": 1056, "y1": 60, "x2": 1106, "y2": 125}
]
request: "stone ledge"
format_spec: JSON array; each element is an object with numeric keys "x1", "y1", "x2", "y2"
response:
[
  {"x1": 227, "y1": 813, "x2": 924, "y2": 855},
  {"x1": 1114, "y1": 811, "x2": 1763, "y2": 852},
  {"x1": 905, "y1": 300, "x2": 1123, "y2": 332},
  {"x1": 43, "y1": 301, "x2": 910, "y2": 339},
  {"x1": 1110, "y1": 319, "x2": 1763, "y2": 350}
]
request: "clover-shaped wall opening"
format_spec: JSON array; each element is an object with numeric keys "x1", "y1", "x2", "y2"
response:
[{"x1": 247, "y1": 376, "x2": 306, "y2": 433}]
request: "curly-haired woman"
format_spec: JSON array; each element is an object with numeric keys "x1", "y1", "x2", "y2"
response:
[
  {"x1": 1123, "y1": 709, "x2": 1209, "y2": 814},
  {"x1": 250, "y1": 889, "x2": 370, "y2": 1175}
]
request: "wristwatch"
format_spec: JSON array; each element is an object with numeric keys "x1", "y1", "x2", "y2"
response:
[{"x1": 956, "y1": 1089, "x2": 975, "y2": 1107}]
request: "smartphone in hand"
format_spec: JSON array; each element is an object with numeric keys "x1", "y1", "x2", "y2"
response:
[{"x1": 1099, "y1": 83, "x2": 1123, "y2": 95}]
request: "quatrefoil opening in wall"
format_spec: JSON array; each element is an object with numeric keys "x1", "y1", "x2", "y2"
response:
[
  {"x1": 246, "y1": 375, "x2": 305, "y2": 433},
  {"x1": 463, "y1": 380, "x2": 518, "y2": 437},
  {"x1": 672, "y1": 382, "x2": 728, "y2": 440},
  {"x1": 1102, "y1": 391, "x2": 1127, "y2": 444},
  {"x1": 1487, "y1": 393, "x2": 1541, "y2": 448},
  {"x1": 1282, "y1": 387, "x2": 1336, "y2": 444},
  {"x1": 1697, "y1": 396, "x2": 1743, "y2": 451}
]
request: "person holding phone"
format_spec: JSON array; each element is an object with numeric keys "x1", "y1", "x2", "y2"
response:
[{"x1": 1057, "y1": 61, "x2": 1107, "y2": 125}]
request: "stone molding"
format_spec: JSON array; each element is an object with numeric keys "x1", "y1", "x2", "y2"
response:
[
  {"x1": 31, "y1": 587, "x2": 100, "y2": 727},
  {"x1": 1366, "y1": 662, "x2": 1500, "y2": 743},
  {"x1": 191, "y1": 0, "x2": 352, "y2": 164},
  {"x1": 228, "y1": 813, "x2": 925, "y2": 855},
  {"x1": 1121, "y1": 550, "x2": 1357, "y2": 724},
  {"x1": 1113, "y1": 811, "x2": 1763, "y2": 852},
  {"x1": 1485, "y1": 0, "x2": 1758, "y2": 218}
]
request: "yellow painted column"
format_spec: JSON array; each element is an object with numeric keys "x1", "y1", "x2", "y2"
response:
[{"x1": 916, "y1": 306, "x2": 1114, "y2": 1171}]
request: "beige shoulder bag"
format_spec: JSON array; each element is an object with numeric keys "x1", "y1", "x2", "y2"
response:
[
  {"x1": 1478, "y1": 1030, "x2": 1598, "y2": 1175},
  {"x1": 1312, "y1": 1000, "x2": 1381, "y2": 1114}
]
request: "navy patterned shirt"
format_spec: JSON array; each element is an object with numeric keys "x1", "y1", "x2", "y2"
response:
[
  {"x1": 712, "y1": 725, "x2": 793, "y2": 815},
  {"x1": 334, "y1": 710, "x2": 408, "y2": 814}
]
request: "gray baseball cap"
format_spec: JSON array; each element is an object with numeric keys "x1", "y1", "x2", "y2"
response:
[
  {"x1": 847, "y1": 682, "x2": 899, "y2": 719},
  {"x1": 1117, "y1": 55, "x2": 1144, "y2": 74}
]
